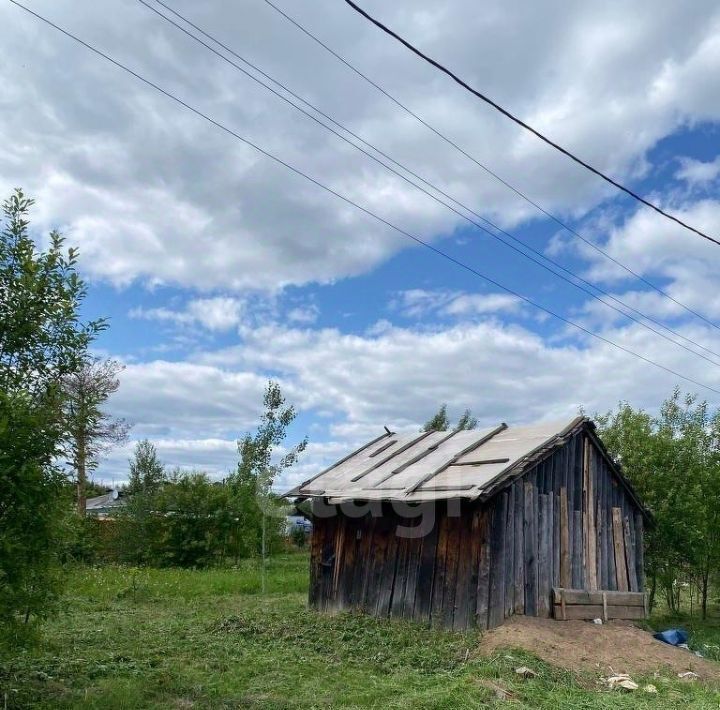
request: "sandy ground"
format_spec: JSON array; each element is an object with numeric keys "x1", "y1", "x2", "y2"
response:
[{"x1": 477, "y1": 616, "x2": 720, "y2": 681}]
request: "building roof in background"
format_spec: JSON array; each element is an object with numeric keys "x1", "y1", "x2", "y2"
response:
[
  {"x1": 287, "y1": 416, "x2": 587, "y2": 503},
  {"x1": 86, "y1": 489, "x2": 125, "y2": 512}
]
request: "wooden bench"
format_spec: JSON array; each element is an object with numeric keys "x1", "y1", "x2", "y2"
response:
[{"x1": 553, "y1": 587, "x2": 648, "y2": 621}]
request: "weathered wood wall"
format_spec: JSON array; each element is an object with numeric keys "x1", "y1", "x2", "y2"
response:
[{"x1": 309, "y1": 429, "x2": 645, "y2": 630}]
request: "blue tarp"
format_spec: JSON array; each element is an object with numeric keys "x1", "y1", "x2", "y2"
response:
[{"x1": 653, "y1": 628, "x2": 689, "y2": 646}]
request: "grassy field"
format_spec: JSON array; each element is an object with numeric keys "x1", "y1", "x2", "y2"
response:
[{"x1": 1, "y1": 553, "x2": 719, "y2": 708}]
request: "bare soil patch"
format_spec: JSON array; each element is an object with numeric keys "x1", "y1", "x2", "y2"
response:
[{"x1": 478, "y1": 616, "x2": 720, "y2": 681}]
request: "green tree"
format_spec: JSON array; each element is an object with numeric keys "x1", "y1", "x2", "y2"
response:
[
  {"x1": 63, "y1": 358, "x2": 130, "y2": 516},
  {"x1": 423, "y1": 404, "x2": 477, "y2": 432},
  {"x1": 230, "y1": 381, "x2": 307, "y2": 586},
  {"x1": 423, "y1": 404, "x2": 450, "y2": 432},
  {"x1": 127, "y1": 439, "x2": 165, "y2": 495},
  {"x1": 0, "y1": 189, "x2": 104, "y2": 641},
  {"x1": 597, "y1": 389, "x2": 720, "y2": 617}
]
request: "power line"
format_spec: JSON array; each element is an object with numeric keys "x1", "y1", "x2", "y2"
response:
[
  {"x1": 139, "y1": 0, "x2": 720, "y2": 367},
  {"x1": 9, "y1": 0, "x2": 720, "y2": 396},
  {"x1": 262, "y1": 0, "x2": 720, "y2": 335},
  {"x1": 342, "y1": 0, "x2": 720, "y2": 249}
]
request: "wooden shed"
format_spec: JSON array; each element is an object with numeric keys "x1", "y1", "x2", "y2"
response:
[{"x1": 289, "y1": 416, "x2": 650, "y2": 630}]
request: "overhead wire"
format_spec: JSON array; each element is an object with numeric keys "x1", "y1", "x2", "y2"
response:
[
  {"x1": 342, "y1": 0, "x2": 720, "y2": 248},
  {"x1": 8, "y1": 0, "x2": 720, "y2": 396},
  {"x1": 261, "y1": 0, "x2": 720, "y2": 334},
  {"x1": 136, "y1": 0, "x2": 720, "y2": 368}
]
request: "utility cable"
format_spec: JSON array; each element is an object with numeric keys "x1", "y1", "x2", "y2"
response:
[{"x1": 10, "y1": 0, "x2": 720, "y2": 396}]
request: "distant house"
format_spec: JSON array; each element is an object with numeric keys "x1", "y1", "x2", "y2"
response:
[
  {"x1": 86, "y1": 489, "x2": 126, "y2": 520},
  {"x1": 286, "y1": 513, "x2": 312, "y2": 535},
  {"x1": 288, "y1": 416, "x2": 650, "y2": 630}
]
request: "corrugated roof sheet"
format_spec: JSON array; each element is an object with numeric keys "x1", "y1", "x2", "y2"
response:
[{"x1": 290, "y1": 416, "x2": 585, "y2": 503}]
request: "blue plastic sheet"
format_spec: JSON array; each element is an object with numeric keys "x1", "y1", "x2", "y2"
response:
[{"x1": 653, "y1": 628, "x2": 689, "y2": 646}]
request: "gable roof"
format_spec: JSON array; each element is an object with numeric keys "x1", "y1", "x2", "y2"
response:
[{"x1": 288, "y1": 416, "x2": 596, "y2": 504}]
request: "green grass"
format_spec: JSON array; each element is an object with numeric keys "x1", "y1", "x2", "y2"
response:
[{"x1": 2, "y1": 554, "x2": 719, "y2": 708}]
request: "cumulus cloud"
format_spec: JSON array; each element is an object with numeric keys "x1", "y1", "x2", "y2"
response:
[
  {"x1": 391, "y1": 289, "x2": 522, "y2": 318},
  {"x1": 2, "y1": 0, "x2": 720, "y2": 291},
  {"x1": 676, "y1": 156, "x2": 720, "y2": 185},
  {"x1": 130, "y1": 297, "x2": 246, "y2": 331}
]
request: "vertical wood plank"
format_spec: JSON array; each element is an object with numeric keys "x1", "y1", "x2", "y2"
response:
[
  {"x1": 464, "y1": 506, "x2": 483, "y2": 629},
  {"x1": 586, "y1": 440, "x2": 598, "y2": 591},
  {"x1": 453, "y1": 507, "x2": 475, "y2": 630},
  {"x1": 308, "y1": 516, "x2": 325, "y2": 609},
  {"x1": 624, "y1": 516, "x2": 639, "y2": 593},
  {"x1": 442, "y1": 512, "x2": 462, "y2": 629},
  {"x1": 360, "y1": 515, "x2": 378, "y2": 610},
  {"x1": 414, "y1": 510, "x2": 439, "y2": 623},
  {"x1": 402, "y1": 533, "x2": 422, "y2": 619},
  {"x1": 475, "y1": 509, "x2": 491, "y2": 629},
  {"x1": 504, "y1": 485, "x2": 515, "y2": 620},
  {"x1": 430, "y1": 508, "x2": 450, "y2": 626},
  {"x1": 488, "y1": 492, "x2": 507, "y2": 628},
  {"x1": 320, "y1": 515, "x2": 339, "y2": 611},
  {"x1": 559, "y1": 487, "x2": 571, "y2": 588},
  {"x1": 572, "y1": 510, "x2": 583, "y2": 589},
  {"x1": 513, "y1": 479, "x2": 525, "y2": 614},
  {"x1": 612, "y1": 507, "x2": 629, "y2": 592},
  {"x1": 390, "y1": 523, "x2": 410, "y2": 618},
  {"x1": 524, "y1": 480, "x2": 538, "y2": 616},
  {"x1": 538, "y1": 493, "x2": 551, "y2": 616},
  {"x1": 635, "y1": 512, "x2": 645, "y2": 592}
]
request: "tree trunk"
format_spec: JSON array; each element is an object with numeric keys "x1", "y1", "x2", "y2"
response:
[
  {"x1": 702, "y1": 564, "x2": 710, "y2": 620},
  {"x1": 76, "y1": 437, "x2": 87, "y2": 517}
]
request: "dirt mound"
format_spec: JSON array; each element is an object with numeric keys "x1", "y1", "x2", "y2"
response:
[{"x1": 478, "y1": 616, "x2": 720, "y2": 681}]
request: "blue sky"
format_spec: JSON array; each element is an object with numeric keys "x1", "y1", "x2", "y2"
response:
[{"x1": 2, "y1": 0, "x2": 720, "y2": 488}]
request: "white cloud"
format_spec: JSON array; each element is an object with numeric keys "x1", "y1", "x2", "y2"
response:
[
  {"x1": 676, "y1": 156, "x2": 720, "y2": 185},
  {"x1": 130, "y1": 297, "x2": 246, "y2": 332},
  {"x1": 287, "y1": 305, "x2": 319, "y2": 324},
  {"x1": 2, "y1": 0, "x2": 720, "y2": 290},
  {"x1": 391, "y1": 289, "x2": 522, "y2": 318},
  {"x1": 583, "y1": 198, "x2": 720, "y2": 319}
]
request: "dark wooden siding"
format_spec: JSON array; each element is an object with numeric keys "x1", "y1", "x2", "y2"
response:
[{"x1": 309, "y1": 428, "x2": 645, "y2": 630}]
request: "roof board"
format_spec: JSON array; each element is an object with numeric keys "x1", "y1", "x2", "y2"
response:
[{"x1": 291, "y1": 417, "x2": 584, "y2": 503}]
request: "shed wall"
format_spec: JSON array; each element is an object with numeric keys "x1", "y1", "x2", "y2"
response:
[{"x1": 309, "y1": 430, "x2": 644, "y2": 629}]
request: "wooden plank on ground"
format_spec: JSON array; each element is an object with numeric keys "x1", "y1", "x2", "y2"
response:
[
  {"x1": 612, "y1": 507, "x2": 629, "y2": 592},
  {"x1": 552, "y1": 603, "x2": 646, "y2": 620},
  {"x1": 552, "y1": 588, "x2": 646, "y2": 606}
]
